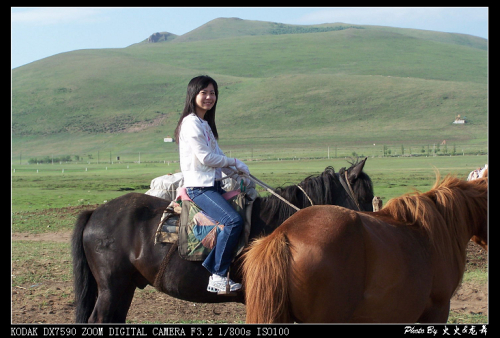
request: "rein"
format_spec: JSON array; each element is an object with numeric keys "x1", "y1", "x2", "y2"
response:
[
  {"x1": 248, "y1": 172, "x2": 360, "y2": 212},
  {"x1": 227, "y1": 171, "x2": 359, "y2": 212},
  {"x1": 247, "y1": 174, "x2": 301, "y2": 211},
  {"x1": 338, "y1": 171, "x2": 361, "y2": 211}
]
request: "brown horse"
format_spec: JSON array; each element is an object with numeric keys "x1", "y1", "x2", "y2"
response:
[{"x1": 242, "y1": 175, "x2": 488, "y2": 323}]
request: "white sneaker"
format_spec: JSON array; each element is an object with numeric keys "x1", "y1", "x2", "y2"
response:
[{"x1": 207, "y1": 274, "x2": 242, "y2": 293}]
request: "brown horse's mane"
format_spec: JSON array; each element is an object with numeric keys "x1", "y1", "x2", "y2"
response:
[{"x1": 379, "y1": 174, "x2": 488, "y2": 279}]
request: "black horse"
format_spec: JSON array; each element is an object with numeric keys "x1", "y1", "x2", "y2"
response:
[{"x1": 72, "y1": 158, "x2": 374, "y2": 323}]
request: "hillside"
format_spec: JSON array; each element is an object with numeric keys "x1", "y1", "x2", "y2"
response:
[
  {"x1": 142, "y1": 32, "x2": 178, "y2": 43},
  {"x1": 136, "y1": 18, "x2": 487, "y2": 50},
  {"x1": 11, "y1": 18, "x2": 487, "y2": 161},
  {"x1": 167, "y1": 18, "x2": 366, "y2": 43}
]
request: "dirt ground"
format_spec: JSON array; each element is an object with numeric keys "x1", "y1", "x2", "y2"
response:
[{"x1": 11, "y1": 232, "x2": 487, "y2": 324}]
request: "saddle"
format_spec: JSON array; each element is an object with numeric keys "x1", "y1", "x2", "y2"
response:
[{"x1": 154, "y1": 186, "x2": 257, "y2": 261}]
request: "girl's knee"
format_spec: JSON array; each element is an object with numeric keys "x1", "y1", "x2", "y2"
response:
[
  {"x1": 234, "y1": 213, "x2": 244, "y2": 226},
  {"x1": 227, "y1": 212, "x2": 243, "y2": 228}
]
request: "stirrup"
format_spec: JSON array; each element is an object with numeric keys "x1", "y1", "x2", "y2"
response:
[
  {"x1": 207, "y1": 271, "x2": 240, "y2": 296},
  {"x1": 217, "y1": 277, "x2": 239, "y2": 296}
]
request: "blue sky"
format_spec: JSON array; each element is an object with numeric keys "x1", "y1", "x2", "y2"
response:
[{"x1": 11, "y1": 7, "x2": 488, "y2": 69}]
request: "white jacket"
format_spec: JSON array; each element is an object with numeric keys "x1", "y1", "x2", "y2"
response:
[{"x1": 179, "y1": 113, "x2": 236, "y2": 187}]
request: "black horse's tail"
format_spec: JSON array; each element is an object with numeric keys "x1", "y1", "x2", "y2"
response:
[{"x1": 71, "y1": 210, "x2": 97, "y2": 323}]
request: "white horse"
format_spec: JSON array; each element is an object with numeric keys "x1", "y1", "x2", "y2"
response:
[{"x1": 468, "y1": 164, "x2": 488, "y2": 181}]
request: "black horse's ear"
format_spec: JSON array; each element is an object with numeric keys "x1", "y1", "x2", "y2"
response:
[{"x1": 348, "y1": 157, "x2": 367, "y2": 182}]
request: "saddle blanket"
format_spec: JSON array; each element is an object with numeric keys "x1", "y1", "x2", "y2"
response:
[
  {"x1": 145, "y1": 172, "x2": 184, "y2": 201},
  {"x1": 154, "y1": 187, "x2": 257, "y2": 261}
]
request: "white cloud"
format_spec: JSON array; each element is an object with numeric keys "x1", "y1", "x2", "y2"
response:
[{"x1": 11, "y1": 7, "x2": 110, "y2": 26}]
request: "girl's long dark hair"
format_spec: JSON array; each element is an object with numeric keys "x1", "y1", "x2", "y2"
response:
[{"x1": 174, "y1": 75, "x2": 219, "y2": 144}]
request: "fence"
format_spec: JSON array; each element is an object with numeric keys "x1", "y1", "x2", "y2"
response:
[{"x1": 12, "y1": 143, "x2": 487, "y2": 166}]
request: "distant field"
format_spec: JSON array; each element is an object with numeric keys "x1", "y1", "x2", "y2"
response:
[{"x1": 11, "y1": 155, "x2": 487, "y2": 215}]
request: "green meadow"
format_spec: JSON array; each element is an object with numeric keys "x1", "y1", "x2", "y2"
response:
[{"x1": 11, "y1": 154, "x2": 487, "y2": 225}]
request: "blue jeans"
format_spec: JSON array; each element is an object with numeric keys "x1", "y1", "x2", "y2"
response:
[{"x1": 186, "y1": 182, "x2": 243, "y2": 277}]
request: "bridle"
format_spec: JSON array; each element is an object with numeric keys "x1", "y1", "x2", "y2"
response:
[
  {"x1": 296, "y1": 184, "x2": 314, "y2": 207},
  {"x1": 337, "y1": 170, "x2": 361, "y2": 211}
]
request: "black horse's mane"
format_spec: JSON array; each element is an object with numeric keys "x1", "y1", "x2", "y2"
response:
[{"x1": 258, "y1": 160, "x2": 373, "y2": 230}]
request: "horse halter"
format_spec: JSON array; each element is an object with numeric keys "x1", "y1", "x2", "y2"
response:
[{"x1": 337, "y1": 170, "x2": 361, "y2": 211}]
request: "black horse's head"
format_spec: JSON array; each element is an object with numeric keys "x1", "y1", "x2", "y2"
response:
[
  {"x1": 258, "y1": 157, "x2": 374, "y2": 230},
  {"x1": 338, "y1": 157, "x2": 374, "y2": 212}
]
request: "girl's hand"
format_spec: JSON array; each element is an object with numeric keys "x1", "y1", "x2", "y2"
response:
[{"x1": 234, "y1": 158, "x2": 250, "y2": 176}]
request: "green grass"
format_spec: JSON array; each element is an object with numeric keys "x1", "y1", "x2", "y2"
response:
[
  {"x1": 11, "y1": 155, "x2": 487, "y2": 232},
  {"x1": 11, "y1": 241, "x2": 72, "y2": 286},
  {"x1": 447, "y1": 312, "x2": 488, "y2": 324},
  {"x1": 463, "y1": 270, "x2": 488, "y2": 285},
  {"x1": 11, "y1": 163, "x2": 168, "y2": 212}
]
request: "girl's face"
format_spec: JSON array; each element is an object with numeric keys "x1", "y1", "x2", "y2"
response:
[{"x1": 195, "y1": 83, "x2": 216, "y2": 116}]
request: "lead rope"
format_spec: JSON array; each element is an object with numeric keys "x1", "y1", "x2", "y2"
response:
[{"x1": 247, "y1": 174, "x2": 301, "y2": 211}]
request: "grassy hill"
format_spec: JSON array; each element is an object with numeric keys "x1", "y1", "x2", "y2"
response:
[{"x1": 11, "y1": 18, "x2": 487, "y2": 162}]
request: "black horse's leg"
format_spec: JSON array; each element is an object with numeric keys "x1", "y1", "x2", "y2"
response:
[
  {"x1": 86, "y1": 248, "x2": 138, "y2": 323},
  {"x1": 88, "y1": 276, "x2": 136, "y2": 323},
  {"x1": 112, "y1": 282, "x2": 137, "y2": 322}
]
